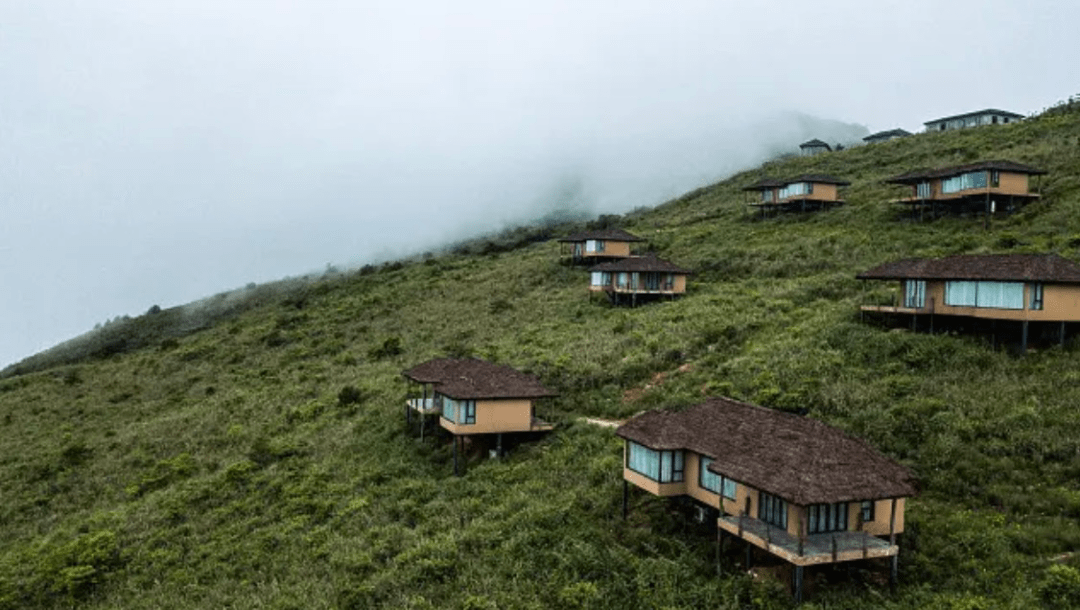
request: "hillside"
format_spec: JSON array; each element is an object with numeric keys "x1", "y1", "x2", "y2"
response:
[{"x1": 4, "y1": 101, "x2": 1080, "y2": 609}]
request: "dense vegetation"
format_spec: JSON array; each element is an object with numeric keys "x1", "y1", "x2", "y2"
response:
[{"x1": 4, "y1": 100, "x2": 1080, "y2": 609}]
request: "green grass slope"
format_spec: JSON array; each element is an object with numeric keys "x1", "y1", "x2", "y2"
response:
[{"x1": 4, "y1": 102, "x2": 1080, "y2": 609}]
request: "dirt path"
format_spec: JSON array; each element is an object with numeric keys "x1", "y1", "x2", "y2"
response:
[{"x1": 579, "y1": 416, "x2": 624, "y2": 428}]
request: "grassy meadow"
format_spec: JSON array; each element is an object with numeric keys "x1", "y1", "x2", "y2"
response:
[{"x1": 4, "y1": 100, "x2": 1080, "y2": 608}]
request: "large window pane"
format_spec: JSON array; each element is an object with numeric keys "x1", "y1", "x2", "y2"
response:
[
  {"x1": 904, "y1": 280, "x2": 926, "y2": 308},
  {"x1": 975, "y1": 281, "x2": 1023, "y2": 309},
  {"x1": 945, "y1": 281, "x2": 977, "y2": 306},
  {"x1": 699, "y1": 456, "x2": 720, "y2": 494}
]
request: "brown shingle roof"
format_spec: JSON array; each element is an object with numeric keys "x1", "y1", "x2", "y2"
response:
[
  {"x1": 857, "y1": 254, "x2": 1080, "y2": 283},
  {"x1": 557, "y1": 229, "x2": 646, "y2": 243},
  {"x1": 800, "y1": 139, "x2": 831, "y2": 150},
  {"x1": 402, "y1": 358, "x2": 556, "y2": 400},
  {"x1": 863, "y1": 128, "x2": 913, "y2": 142},
  {"x1": 615, "y1": 397, "x2": 916, "y2": 505},
  {"x1": 588, "y1": 254, "x2": 691, "y2": 274},
  {"x1": 886, "y1": 160, "x2": 1046, "y2": 185}
]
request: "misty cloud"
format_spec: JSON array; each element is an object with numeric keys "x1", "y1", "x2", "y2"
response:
[{"x1": 3, "y1": 1, "x2": 1080, "y2": 367}]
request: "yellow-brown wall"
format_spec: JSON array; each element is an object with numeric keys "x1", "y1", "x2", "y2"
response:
[
  {"x1": 914, "y1": 171, "x2": 1033, "y2": 200},
  {"x1": 440, "y1": 398, "x2": 536, "y2": 435},
  {"x1": 908, "y1": 280, "x2": 1080, "y2": 321},
  {"x1": 777, "y1": 182, "x2": 840, "y2": 203},
  {"x1": 683, "y1": 451, "x2": 722, "y2": 508},
  {"x1": 622, "y1": 467, "x2": 687, "y2": 497},
  {"x1": 587, "y1": 241, "x2": 631, "y2": 257}
]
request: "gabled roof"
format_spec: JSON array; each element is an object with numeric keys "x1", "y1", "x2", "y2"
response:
[
  {"x1": 742, "y1": 175, "x2": 850, "y2": 191},
  {"x1": 924, "y1": 108, "x2": 1024, "y2": 125},
  {"x1": 857, "y1": 254, "x2": 1080, "y2": 283},
  {"x1": 863, "y1": 128, "x2": 912, "y2": 142},
  {"x1": 402, "y1": 357, "x2": 556, "y2": 400},
  {"x1": 615, "y1": 398, "x2": 915, "y2": 505},
  {"x1": 886, "y1": 160, "x2": 1046, "y2": 185},
  {"x1": 800, "y1": 139, "x2": 832, "y2": 150},
  {"x1": 588, "y1": 254, "x2": 691, "y2": 274},
  {"x1": 557, "y1": 228, "x2": 646, "y2": 243}
]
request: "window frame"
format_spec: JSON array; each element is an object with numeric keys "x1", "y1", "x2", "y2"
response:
[
  {"x1": 758, "y1": 491, "x2": 788, "y2": 530},
  {"x1": 698, "y1": 455, "x2": 721, "y2": 495},
  {"x1": 626, "y1": 442, "x2": 684, "y2": 483},
  {"x1": 860, "y1": 500, "x2": 875, "y2": 523},
  {"x1": 1031, "y1": 283, "x2": 1044, "y2": 310},
  {"x1": 808, "y1": 502, "x2": 849, "y2": 534}
]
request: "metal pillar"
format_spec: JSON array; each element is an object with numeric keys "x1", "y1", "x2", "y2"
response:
[
  {"x1": 890, "y1": 555, "x2": 899, "y2": 589},
  {"x1": 793, "y1": 565, "x2": 804, "y2": 603},
  {"x1": 745, "y1": 544, "x2": 752, "y2": 570},
  {"x1": 622, "y1": 480, "x2": 629, "y2": 520},
  {"x1": 1022, "y1": 320, "x2": 1029, "y2": 354},
  {"x1": 1062, "y1": 321, "x2": 1067, "y2": 348},
  {"x1": 496, "y1": 433, "x2": 503, "y2": 458}
]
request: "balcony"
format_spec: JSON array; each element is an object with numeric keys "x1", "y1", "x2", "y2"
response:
[{"x1": 718, "y1": 514, "x2": 897, "y2": 567}]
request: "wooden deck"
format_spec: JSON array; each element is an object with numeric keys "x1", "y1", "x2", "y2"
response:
[{"x1": 718, "y1": 514, "x2": 897, "y2": 567}]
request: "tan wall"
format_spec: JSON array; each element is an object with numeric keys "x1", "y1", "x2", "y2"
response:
[
  {"x1": 589, "y1": 241, "x2": 631, "y2": 257},
  {"x1": 919, "y1": 171, "x2": 1032, "y2": 201},
  {"x1": 440, "y1": 398, "x2": 535, "y2": 435},
  {"x1": 998, "y1": 172, "x2": 1030, "y2": 194},
  {"x1": 917, "y1": 280, "x2": 1080, "y2": 322},
  {"x1": 853, "y1": 498, "x2": 906, "y2": 536},
  {"x1": 673, "y1": 274, "x2": 687, "y2": 293},
  {"x1": 812, "y1": 183, "x2": 839, "y2": 201},
  {"x1": 622, "y1": 467, "x2": 687, "y2": 497}
]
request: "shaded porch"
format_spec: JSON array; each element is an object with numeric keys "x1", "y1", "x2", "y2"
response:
[{"x1": 718, "y1": 514, "x2": 897, "y2": 567}]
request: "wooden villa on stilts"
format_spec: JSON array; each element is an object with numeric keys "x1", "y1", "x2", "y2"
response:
[
  {"x1": 403, "y1": 358, "x2": 556, "y2": 476},
  {"x1": 858, "y1": 253, "x2": 1080, "y2": 353},
  {"x1": 885, "y1": 160, "x2": 1046, "y2": 222},
  {"x1": 588, "y1": 255, "x2": 690, "y2": 307},
  {"x1": 743, "y1": 174, "x2": 850, "y2": 218},
  {"x1": 615, "y1": 397, "x2": 916, "y2": 602}
]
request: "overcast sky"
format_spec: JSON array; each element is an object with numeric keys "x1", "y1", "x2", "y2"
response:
[{"x1": 2, "y1": 0, "x2": 1079, "y2": 368}]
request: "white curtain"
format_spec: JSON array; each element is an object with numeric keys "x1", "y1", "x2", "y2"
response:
[
  {"x1": 976, "y1": 281, "x2": 1024, "y2": 309},
  {"x1": 945, "y1": 281, "x2": 977, "y2": 306}
]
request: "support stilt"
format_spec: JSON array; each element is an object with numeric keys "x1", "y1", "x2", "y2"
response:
[
  {"x1": 1062, "y1": 321, "x2": 1067, "y2": 348},
  {"x1": 1022, "y1": 320, "x2": 1029, "y2": 354},
  {"x1": 622, "y1": 480, "x2": 629, "y2": 520},
  {"x1": 890, "y1": 554, "x2": 899, "y2": 590},
  {"x1": 745, "y1": 544, "x2": 752, "y2": 570},
  {"x1": 496, "y1": 433, "x2": 503, "y2": 458},
  {"x1": 453, "y1": 436, "x2": 460, "y2": 477},
  {"x1": 794, "y1": 565, "x2": 804, "y2": 604}
]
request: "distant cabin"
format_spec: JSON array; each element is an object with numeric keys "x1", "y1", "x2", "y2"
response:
[
  {"x1": 588, "y1": 255, "x2": 690, "y2": 306},
  {"x1": 886, "y1": 160, "x2": 1046, "y2": 220},
  {"x1": 863, "y1": 129, "x2": 912, "y2": 144},
  {"x1": 858, "y1": 253, "x2": 1080, "y2": 351},
  {"x1": 743, "y1": 174, "x2": 850, "y2": 216},
  {"x1": 616, "y1": 397, "x2": 916, "y2": 602},
  {"x1": 799, "y1": 139, "x2": 832, "y2": 156},
  {"x1": 924, "y1": 108, "x2": 1023, "y2": 132},
  {"x1": 402, "y1": 357, "x2": 557, "y2": 475},
  {"x1": 557, "y1": 229, "x2": 644, "y2": 264}
]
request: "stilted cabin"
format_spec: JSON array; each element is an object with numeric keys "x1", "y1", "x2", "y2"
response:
[
  {"x1": 557, "y1": 229, "x2": 645, "y2": 265},
  {"x1": 403, "y1": 357, "x2": 556, "y2": 475},
  {"x1": 616, "y1": 398, "x2": 916, "y2": 602},
  {"x1": 588, "y1": 255, "x2": 690, "y2": 306},
  {"x1": 924, "y1": 108, "x2": 1023, "y2": 132},
  {"x1": 743, "y1": 174, "x2": 850, "y2": 216},
  {"x1": 857, "y1": 253, "x2": 1080, "y2": 352},
  {"x1": 863, "y1": 128, "x2": 912, "y2": 144},
  {"x1": 799, "y1": 139, "x2": 832, "y2": 156},
  {"x1": 886, "y1": 160, "x2": 1046, "y2": 221}
]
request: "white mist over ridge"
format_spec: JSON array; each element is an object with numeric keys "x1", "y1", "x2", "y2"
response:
[{"x1": 3, "y1": 0, "x2": 1079, "y2": 368}]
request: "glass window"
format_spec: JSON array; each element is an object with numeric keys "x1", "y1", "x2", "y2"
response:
[
  {"x1": 596, "y1": 240, "x2": 605, "y2": 253},
  {"x1": 463, "y1": 400, "x2": 476, "y2": 424},
  {"x1": 904, "y1": 280, "x2": 926, "y2": 308},
  {"x1": 860, "y1": 500, "x2": 875, "y2": 523},
  {"x1": 442, "y1": 396, "x2": 457, "y2": 423},
  {"x1": 975, "y1": 281, "x2": 1024, "y2": 309},
  {"x1": 627, "y1": 443, "x2": 683, "y2": 483},
  {"x1": 808, "y1": 503, "x2": 848, "y2": 534},
  {"x1": 942, "y1": 171, "x2": 989, "y2": 194},
  {"x1": 917, "y1": 182, "x2": 931, "y2": 198},
  {"x1": 722, "y1": 477, "x2": 737, "y2": 500},
  {"x1": 617, "y1": 273, "x2": 630, "y2": 289},
  {"x1": 590, "y1": 272, "x2": 604, "y2": 287},
  {"x1": 945, "y1": 281, "x2": 977, "y2": 307},
  {"x1": 699, "y1": 456, "x2": 720, "y2": 494},
  {"x1": 759, "y1": 492, "x2": 787, "y2": 529},
  {"x1": 1031, "y1": 283, "x2": 1044, "y2": 310},
  {"x1": 585, "y1": 239, "x2": 598, "y2": 252}
]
